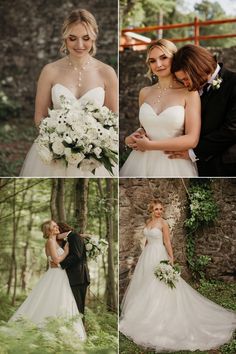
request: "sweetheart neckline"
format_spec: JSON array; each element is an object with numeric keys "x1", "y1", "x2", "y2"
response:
[
  {"x1": 141, "y1": 103, "x2": 185, "y2": 117},
  {"x1": 52, "y1": 83, "x2": 105, "y2": 100},
  {"x1": 145, "y1": 226, "x2": 162, "y2": 232}
]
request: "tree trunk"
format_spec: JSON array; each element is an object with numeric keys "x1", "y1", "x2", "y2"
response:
[
  {"x1": 57, "y1": 178, "x2": 66, "y2": 222},
  {"x1": 21, "y1": 189, "x2": 33, "y2": 291},
  {"x1": 105, "y1": 179, "x2": 117, "y2": 311},
  {"x1": 7, "y1": 180, "x2": 17, "y2": 305},
  {"x1": 75, "y1": 179, "x2": 89, "y2": 233},
  {"x1": 51, "y1": 179, "x2": 58, "y2": 220}
]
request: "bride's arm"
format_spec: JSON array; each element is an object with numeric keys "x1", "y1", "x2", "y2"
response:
[
  {"x1": 47, "y1": 239, "x2": 69, "y2": 265},
  {"x1": 162, "y1": 222, "x2": 174, "y2": 266},
  {"x1": 34, "y1": 64, "x2": 54, "y2": 127},
  {"x1": 133, "y1": 91, "x2": 201, "y2": 151},
  {"x1": 103, "y1": 65, "x2": 118, "y2": 113},
  {"x1": 124, "y1": 88, "x2": 147, "y2": 146}
]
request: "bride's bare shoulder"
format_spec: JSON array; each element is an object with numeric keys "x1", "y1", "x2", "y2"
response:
[{"x1": 40, "y1": 58, "x2": 68, "y2": 75}]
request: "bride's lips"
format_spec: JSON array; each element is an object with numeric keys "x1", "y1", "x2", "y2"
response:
[{"x1": 74, "y1": 49, "x2": 85, "y2": 53}]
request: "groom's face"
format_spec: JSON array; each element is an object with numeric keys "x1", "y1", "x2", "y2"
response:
[{"x1": 174, "y1": 70, "x2": 192, "y2": 89}]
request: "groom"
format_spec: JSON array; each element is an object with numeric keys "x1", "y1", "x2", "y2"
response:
[
  {"x1": 169, "y1": 44, "x2": 236, "y2": 176},
  {"x1": 56, "y1": 222, "x2": 90, "y2": 317}
]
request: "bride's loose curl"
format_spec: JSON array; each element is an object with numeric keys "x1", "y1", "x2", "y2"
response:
[
  {"x1": 60, "y1": 9, "x2": 98, "y2": 56},
  {"x1": 146, "y1": 39, "x2": 177, "y2": 81}
]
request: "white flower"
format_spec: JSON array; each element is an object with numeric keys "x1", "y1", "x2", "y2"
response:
[
  {"x1": 212, "y1": 77, "x2": 223, "y2": 90},
  {"x1": 67, "y1": 152, "x2": 85, "y2": 165},
  {"x1": 52, "y1": 140, "x2": 65, "y2": 155},
  {"x1": 85, "y1": 243, "x2": 93, "y2": 251},
  {"x1": 93, "y1": 147, "x2": 102, "y2": 158}
]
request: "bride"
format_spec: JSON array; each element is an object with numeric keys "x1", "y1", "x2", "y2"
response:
[
  {"x1": 120, "y1": 39, "x2": 200, "y2": 177},
  {"x1": 119, "y1": 200, "x2": 236, "y2": 352},
  {"x1": 20, "y1": 9, "x2": 118, "y2": 177},
  {"x1": 9, "y1": 220, "x2": 86, "y2": 340}
]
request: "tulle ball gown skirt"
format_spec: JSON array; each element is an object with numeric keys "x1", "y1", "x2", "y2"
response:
[{"x1": 120, "y1": 229, "x2": 236, "y2": 352}]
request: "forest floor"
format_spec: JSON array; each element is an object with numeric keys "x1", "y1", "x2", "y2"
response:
[
  {"x1": 0, "y1": 290, "x2": 117, "y2": 353},
  {"x1": 0, "y1": 117, "x2": 36, "y2": 177},
  {"x1": 119, "y1": 280, "x2": 236, "y2": 354}
]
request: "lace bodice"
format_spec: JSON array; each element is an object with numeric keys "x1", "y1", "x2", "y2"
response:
[
  {"x1": 144, "y1": 227, "x2": 164, "y2": 244},
  {"x1": 51, "y1": 84, "x2": 105, "y2": 109},
  {"x1": 139, "y1": 104, "x2": 185, "y2": 141},
  {"x1": 47, "y1": 246, "x2": 64, "y2": 267}
]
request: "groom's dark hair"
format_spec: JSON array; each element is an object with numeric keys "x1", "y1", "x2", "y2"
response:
[
  {"x1": 171, "y1": 44, "x2": 217, "y2": 91},
  {"x1": 57, "y1": 222, "x2": 74, "y2": 233}
]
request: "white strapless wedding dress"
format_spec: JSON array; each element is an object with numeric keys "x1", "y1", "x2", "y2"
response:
[
  {"x1": 120, "y1": 104, "x2": 198, "y2": 177},
  {"x1": 10, "y1": 247, "x2": 86, "y2": 341},
  {"x1": 120, "y1": 228, "x2": 236, "y2": 352},
  {"x1": 20, "y1": 84, "x2": 117, "y2": 177}
]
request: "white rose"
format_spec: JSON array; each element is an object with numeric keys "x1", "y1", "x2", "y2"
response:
[
  {"x1": 52, "y1": 140, "x2": 65, "y2": 155},
  {"x1": 86, "y1": 243, "x2": 93, "y2": 251}
]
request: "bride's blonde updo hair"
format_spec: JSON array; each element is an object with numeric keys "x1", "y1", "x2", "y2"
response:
[
  {"x1": 41, "y1": 220, "x2": 54, "y2": 239},
  {"x1": 146, "y1": 39, "x2": 177, "y2": 80},
  {"x1": 148, "y1": 199, "x2": 164, "y2": 213},
  {"x1": 60, "y1": 9, "x2": 99, "y2": 56}
]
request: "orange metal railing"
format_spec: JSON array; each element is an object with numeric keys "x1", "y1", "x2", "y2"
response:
[{"x1": 120, "y1": 17, "x2": 236, "y2": 50}]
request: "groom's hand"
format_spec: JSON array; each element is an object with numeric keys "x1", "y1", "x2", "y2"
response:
[
  {"x1": 165, "y1": 150, "x2": 190, "y2": 160},
  {"x1": 50, "y1": 261, "x2": 58, "y2": 268}
]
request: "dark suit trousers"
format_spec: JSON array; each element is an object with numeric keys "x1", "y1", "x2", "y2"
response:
[{"x1": 71, "y1": 283, "x2": 88, "y2": 316}]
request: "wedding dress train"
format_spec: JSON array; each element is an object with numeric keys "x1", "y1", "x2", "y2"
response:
[
  {"x1": 120, "y1": 104, "x2": 198, "y2": 177},
  {"x1": 20, "y1": 84, "x2": 117, "y2": 177},
  {"x1": 119, "y1": 227, "x2": 236, "y2": 352},
  {"x1": 10, "y1": 247, "x2": 86, "y2": 340}
]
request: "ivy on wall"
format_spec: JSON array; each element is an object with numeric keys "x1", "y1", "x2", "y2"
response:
[{"x1": 184, "y1": 179, "x2": 218, "y2": 280}]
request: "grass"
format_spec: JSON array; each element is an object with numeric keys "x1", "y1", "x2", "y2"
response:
[
  {"x1": 119, "y1": 280, "x2": 236, "y2": 354},
  {"x1": 0, "y1": 117, "x2": 36, "y2": 176}
]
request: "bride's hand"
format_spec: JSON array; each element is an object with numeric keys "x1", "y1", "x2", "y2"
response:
[
  {"x1": 169, "y1": 258, "x2": 174, "y2": 266},
  {"x1": 165, "y1": 150, "x2": 190, "y2": 160},
  {"x1": 133, "y1": 135, "x2": 151, "y2": 151},
  {"x1": 57, "y1": 231, "x2": 69, "y2": 240}
]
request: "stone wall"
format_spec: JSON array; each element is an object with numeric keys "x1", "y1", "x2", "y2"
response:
[
  {"x1": 0, "y1": 0, "x2": 118, "y2": 117},
  {"x1": 119, "y1": 46, "x2": 236, "y2": 152},
  {"x1": 119, "y1": 178, "x2": 236, "y2": 300}
]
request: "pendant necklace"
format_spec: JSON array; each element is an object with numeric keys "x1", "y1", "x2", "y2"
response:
[
  {"x1": 156, "y1": 82, "x2": 173, "y2": 104},
  {"x1": 67, "y1": 56, "x2": 91, "y2": 88}
]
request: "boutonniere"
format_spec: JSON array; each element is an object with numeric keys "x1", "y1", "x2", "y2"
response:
[{"x1": 212, "y1": 76, "x2": 223, "y2": 90}]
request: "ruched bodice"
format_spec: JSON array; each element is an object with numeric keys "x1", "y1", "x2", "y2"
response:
[
  {"x1": 139, "y1": 104, "x2": 185, "y2": 140},
  {"x1": 143, "y1": 227, "x2": 164, "y2": 245},
  {"x1": 51, "y1": 84, "x2": 105, "y2": 109},
  {"x1": 120, "y1": 104, "x2": 198, "y2": 177}
]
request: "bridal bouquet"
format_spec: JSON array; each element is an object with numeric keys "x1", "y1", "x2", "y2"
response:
[
  {"x1": 154, "y1": 260, "x2": 181, "y2": 289},
  {"x1": 35, "y1": 95, "x2": 118, "y2": 175},
  {"x1": 84, "y1": 236, "x2": 108, "y2": 261}
]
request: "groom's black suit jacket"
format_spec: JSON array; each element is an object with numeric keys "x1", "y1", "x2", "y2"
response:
[
  {"x1": 60, "y1": 231, "x2": 90, "y2": 286},
  {"x1": 194, "y1": 64, "x2": 236, "y2": 176}
]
